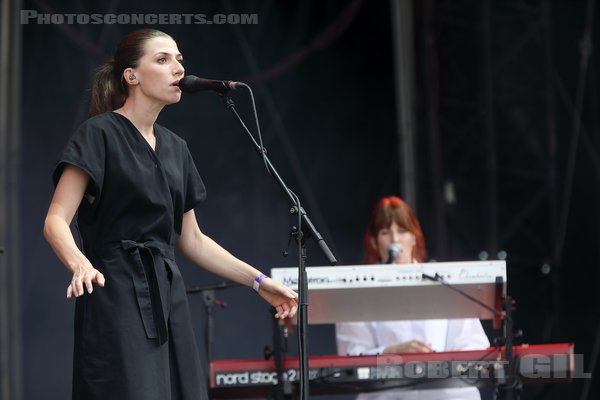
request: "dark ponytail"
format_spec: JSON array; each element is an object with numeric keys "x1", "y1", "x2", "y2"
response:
[
  {"x1": 89, "y1": 29, "x2": 173, "y2": 116},
  {"x1": 89, "y1": 62, "x2": 123, "y2": 116}
]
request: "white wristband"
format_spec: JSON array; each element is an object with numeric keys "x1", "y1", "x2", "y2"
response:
[{"x1": 253, "y1": 273, "x2": 267, "y2": 292}]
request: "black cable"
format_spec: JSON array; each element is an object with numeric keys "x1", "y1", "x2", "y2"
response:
[{"x1": 237, "y1": 83, "x2": 272, "y2": 177}]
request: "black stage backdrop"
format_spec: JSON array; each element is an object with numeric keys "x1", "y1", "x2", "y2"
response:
[{"x1": 19, "y1": 1, "x2": 600, "y2": 399}]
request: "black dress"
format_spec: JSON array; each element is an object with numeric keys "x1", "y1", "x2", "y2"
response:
[{"x1": 53, "y1": 112, "x2": 209, "y2": 400}]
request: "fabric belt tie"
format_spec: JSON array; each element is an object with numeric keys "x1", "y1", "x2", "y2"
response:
[{"x1": 121, "y1": 239, "x2": 174, "y2": 345}]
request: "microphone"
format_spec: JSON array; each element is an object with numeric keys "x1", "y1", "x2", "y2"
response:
[
  {"x1": 179, "y1": 75, "x2": 241, "y2": 94},
  {"x1": 387, "y1": 244, "x2": 401, "y2": 264}
]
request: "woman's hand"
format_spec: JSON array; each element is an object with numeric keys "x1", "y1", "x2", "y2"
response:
[
  {"x1": 257, "y1": 277, "x2": 298, "y2": 320},
  {"x1": 67, "y1": 263, "x2": 105, "y2": 298},
  {"x1": 44, "y1": 165, "x2": 106, "y2": 299},
  {"x1": 383, "y1": 340, "x2": 434, "y2": 354}
]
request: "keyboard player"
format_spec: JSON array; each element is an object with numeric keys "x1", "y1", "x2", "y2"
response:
[{"x1": 336, "y1": 196, "x2": 490, "y2": 400}]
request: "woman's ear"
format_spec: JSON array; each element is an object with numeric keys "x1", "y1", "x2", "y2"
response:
[{"x1": 123, "y1": 68, "x2": 138, "y2": 86}]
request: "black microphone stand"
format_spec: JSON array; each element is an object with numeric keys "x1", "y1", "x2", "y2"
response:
[
  {"x1": 218, "y1": 88, "x2": 337, "y2": 400},
  {"x1": 269, "y1": 317, "x2": 293, "y2": 400},
  {"x1": 187, "y1": 281, "x2": 241, "y2": 380},
  {"x1": 496, "y1": 292, "x2": 521, "y2": 399},
  {"x1": 421, "y1": 273, "x2": 521, "y2": 399}
]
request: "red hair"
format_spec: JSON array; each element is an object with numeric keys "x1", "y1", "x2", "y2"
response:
[{"x1": 364, "y1": 196, "x2": 426, "y2": 264}]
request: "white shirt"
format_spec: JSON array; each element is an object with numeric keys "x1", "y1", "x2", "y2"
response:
[{"x1": 336, "y1": 319, "x2": 490, "y2": 400}]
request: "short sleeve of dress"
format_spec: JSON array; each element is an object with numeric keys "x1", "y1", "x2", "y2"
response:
[
  {"x1": 52, "y1": 118, "x2": 106, "y2": 199},
  {"x1": 183, "y1": 143, "x2": 206, "y2": 211}
]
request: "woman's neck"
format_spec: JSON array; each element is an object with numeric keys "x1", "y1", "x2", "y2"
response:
[{"x1": 114, "y1": 97, "x2": 163, "y2": 138}]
